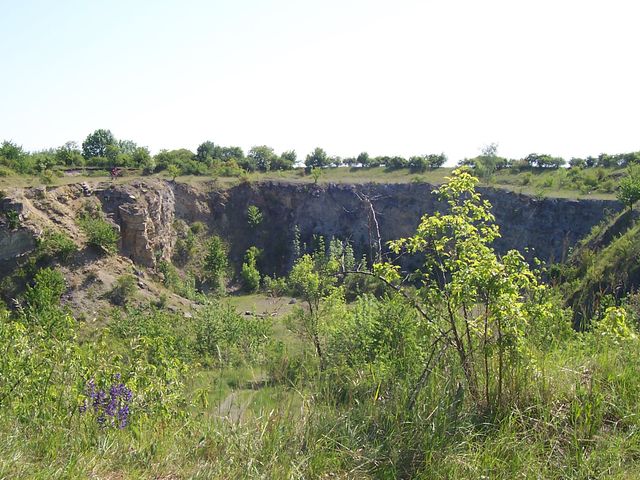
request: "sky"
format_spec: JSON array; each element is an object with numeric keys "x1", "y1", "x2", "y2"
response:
[{"x1": 1, "y1": 0, "x2": 639, "y2": 164}]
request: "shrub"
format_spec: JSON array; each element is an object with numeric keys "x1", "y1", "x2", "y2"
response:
[
  {"x1": 203, "y1": 236, "x2": 228, "y2": 292},
  {"x1": 5, "y1": 210, "x2": 21, "y2": 230},
  {"x1": 241, "y1": 246, "x2": 261, "y2": 292},
  {"x1": 23, "y1": 267, "x2": 67, "y2": 313},
  {"x1": 36, "y1": 229, "x2": 77, "y2": 262},
  {"x1": 375, "y1": 168, "x2": 565, "y2": 411},
  {"x1": 594, "y1": 306, "x2": 636, "y2": 341},
  {"x1": 158, "y1": 260, "x2": 198, "y2": 300},
  {"x1": 78, "y1": 212, "x2": 119, "y2": 253},
  {"x1": 263, "y1": 275, "x2": 289, "y2": 297},
  {"x1": 0, "y1": 166, "x2": 14, "y2": 177},
  {"x1": 189, "y1": 221, "x2": 207, "y2": 235},
  {"x1": 39, "y1": 169, "x2": 54, "y2": 185},
  {"x1": 194, "y1": 302, "x2": 271, "y2": 365},
  {"x1": 247, "y1": 205, "x2": 263, "y2": 227},
  {"x1": 108, "y1": 274, "x2": 137, "y2": 306},
  {"x1": 616, "y1": 167, "x2": 640, "y2": 210}
]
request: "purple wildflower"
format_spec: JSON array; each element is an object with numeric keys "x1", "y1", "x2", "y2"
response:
[{"x1": 79, "y1": 374, "x2": 133, "y2": 429}]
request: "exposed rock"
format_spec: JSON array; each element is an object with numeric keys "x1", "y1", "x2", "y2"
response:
[
  {"x1": 205, "y1": 181, "x2": 623, "y2": 276},
  {"x1": 0, "y1": 228, "x2": 37, "y2": 263},
  {"x1": 96, "y1": 180, "x2": 176, "y2": 267},
  {"x1": 1, "y1": 179, "x2": 621, "y2": 280}
]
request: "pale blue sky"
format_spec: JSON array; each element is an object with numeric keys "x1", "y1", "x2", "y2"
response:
[{"x1": 1, "y1": 0, "x2": 639, "y2": 163}]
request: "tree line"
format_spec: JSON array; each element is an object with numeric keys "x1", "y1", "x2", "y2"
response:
[
  {"x1": 0, "y1": 129, "x2": 446, "y2": 176},
  {"x1": 1, "y1": 130, "x2": 639, "y2": 178}
]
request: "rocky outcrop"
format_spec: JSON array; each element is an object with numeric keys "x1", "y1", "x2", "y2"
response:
[
  {"x1": 96, "y1": 181, "x2": 176, "y2": 267},
  {"x1": 0, "y1": 197, "x2": 38, "y2": 274},
  {"x1": 0, "y1": 229, "x2": 36, "y2": 263}
]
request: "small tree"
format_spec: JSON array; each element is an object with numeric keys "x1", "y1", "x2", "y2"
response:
[
  {"x1": 616, "y1": 167, "x2": 640, "y2": 210},
  {"x1": 247, "y1": 205, "x2": 263, "y2": 228},
  {"x1": 241, "y1": 247, "x2": 261, "y2": 292},
  {"x1": 248, "y1": 145, "x2": 276, "y2": 172},
  {"x1": 82, "y1": 129, "x2": 116, "y2": 159},
  {"x1": 203, "y1": 236, "x2": 228, "y2": 292},
  {"x1": 373, "y1": 169, "x2": 556, "y2": 411},
  {"x1": 310, "y1": 167, "x2": 323, "y2": 184},
  {"x1": 305, "y1": 147, "x2": 330, "y2": 170},
  {"x1": 166, "y1": 164, "x2": 180, "y2": 182},
  {"x1": 357, "y1": 151, "x2": 370, "y2": 168},
  {"x1": 288, "y1": 254, "x2": 340, "y2": 370}
]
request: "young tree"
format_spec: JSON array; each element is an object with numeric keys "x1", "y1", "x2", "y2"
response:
[
  {"x1": 288, "y1": 254, "x2": 339, "y2": 370},
  {"x1": 166, "y1": 164, "x2": 180, "y2": 181},
  {"x1": 425, "y1": 153, "x2": 447, "y2": 169},
  {"x1": 272, "y1": 149, "x2": 296, "y2": 170},
  {"x1": 617, "y1": 166, "x2": 640, "y2": 210},
  {"x1": 203, "y1": 236, "x2": 228, "y2": 292},
  {"x1": 247, "y1": 205, "x2": 263, "y2": 228},
  {"x1": 195, "y1": 141, "x2": 219, "y2": 163},
  {"x1": 373, "y1": 169, "x2": 556, "y2": 411},
  {"x1": 310, "y1": 167, "x2": 323, "y2": 184},
  {"x1": 241, "y1": 246, "x2": 261, "y2": 292},
  {"x1": 357, "y1": 151, "x2": 370, "y2": 168},
  {"x1": 55, "y1": 141, "x2": 84, "y2": 166},
  {"x1": 248, "y1": 145, "x2": 277, "y2": 172}
]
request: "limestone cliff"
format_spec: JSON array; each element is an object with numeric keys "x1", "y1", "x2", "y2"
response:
[
  {"x1": 95, "y1": 180, "x2": 176, "y2": 267},
  {"x1": 205, "y1": 181, "x2": 622, "y2": 275},
  {"x1": 0, "y1": 179, "x2": 623, "y2": 278}
]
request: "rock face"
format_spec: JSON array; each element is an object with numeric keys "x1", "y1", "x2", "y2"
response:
[
  {"x1": 204, "y1": 182, "x2": 623, "y2": 276},
  {"x1": 0, "y1": 179, "x2": 623, "y2": 277},
  {"x1": 0, "y1": 229, "x2": 36, "y2": 263},
  {"x1": 0, "y1": 198, "x2": 37, "y2": 274},
  {"x1": 95, "y1": 181, "x2": 176, "y2": 267}
]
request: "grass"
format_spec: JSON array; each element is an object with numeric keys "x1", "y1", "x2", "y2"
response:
[
  {"x1": 4, "y1": 294, "x2": 640, "y2": 478},
  {"x1": 0, "y1": 166, "x2": 621, "y2": 200},
  {"x1": 226, "y1": 292, "x2": 296, "y2": 317}
]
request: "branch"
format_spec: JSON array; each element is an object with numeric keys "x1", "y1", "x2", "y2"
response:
[{"x1": 341, "y1": 269, "x2": 449, "y2": 340}]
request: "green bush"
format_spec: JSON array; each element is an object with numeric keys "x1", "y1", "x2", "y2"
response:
[
  {"x1": 241, "y1": 246, "x2": 261, "y2": 292},
  {"x1": 111, "y1": 307, "x2": 195, "y2": 363},
  {"x1": 23, "y1": 267, "x2": 67, "y2": 314},
  {"x1": 108, "y1": 274, "x2": 137, "y2": 306},
  {"x1": 0, "y1": 166, "x2": 14, "y2": 177},
  {"x1": 39, "y1": 169, "x2": 54, "y2": 185},
  {"x1": 194, "y1": 302, "x2": 271, "y2": 365},
  {"x1": 247, "y1": 205, "x2": 263, "y2": 227},
  {"x1": 203, "y1": 236, "x2": 228, "y2": 292},
  {"x1": 189, "y1": 221, "x2": 207, "y2": 235},
  {"x1": 5, "y1": 210, "x2": 20, "y2": 230},
  {"x1": 78, "y1": 212, "x2": 119, "y2": 253},
  {"x1": 158, "y1": 260, "x2": 198, "y2": 300},
  {"x1": 263, "y1": 275, "x2": 289, "y2": 296},
  {"x1": 36, "y1": 229, "x2": 77, "y2": 262},
  {"x1": 241, "y1": 262, "x2": 260, "y2": 292}
]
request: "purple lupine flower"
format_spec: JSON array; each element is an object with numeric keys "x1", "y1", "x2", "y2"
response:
[
  {"x1": 79, "y1": 375, "x2": 133, "y2": 429},
  {"x1": 118, "y1": 404, "x2": 130, "y2": 428}
]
